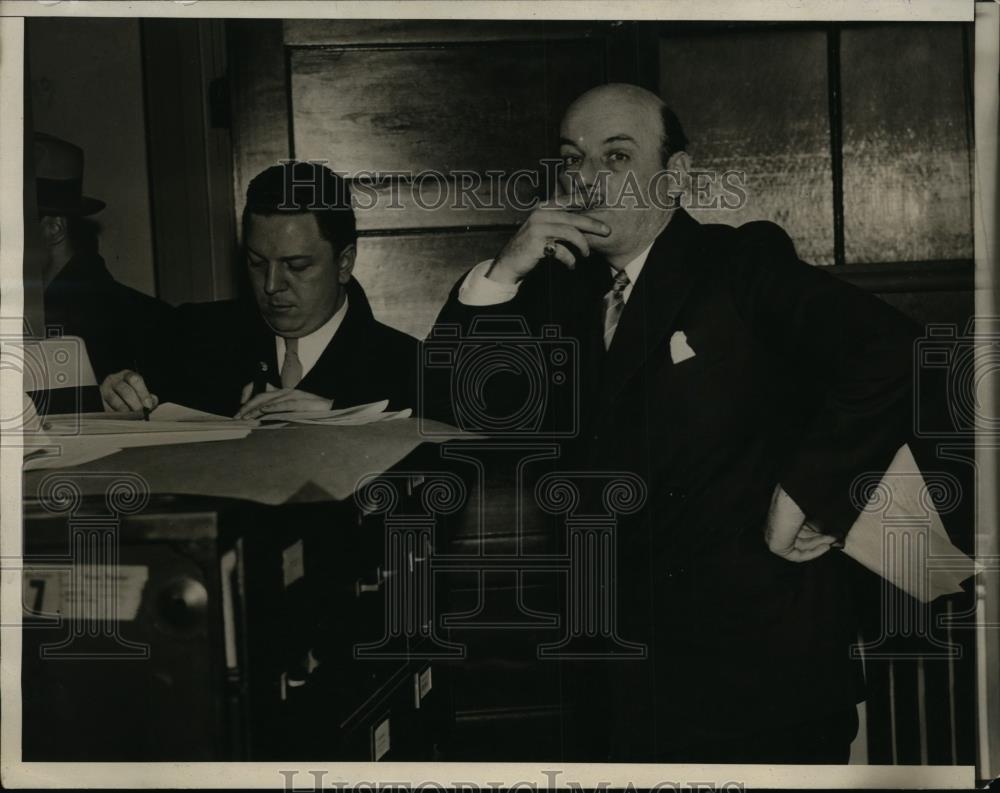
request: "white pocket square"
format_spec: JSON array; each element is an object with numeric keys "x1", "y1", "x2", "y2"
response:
[{"x1": 669, "y1": 331, "x2": 696, "y2": 364}]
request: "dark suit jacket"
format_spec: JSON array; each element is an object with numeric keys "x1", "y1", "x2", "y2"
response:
[
  {"x1": 44, "y1": 251, "x2": 174, "y2": 381},
  {"x1": 431, "y1": 209, "x2": 918, "y2": 756},
  {"x1": 146, "y1": 277, "x2": 420, "y2": 417}
]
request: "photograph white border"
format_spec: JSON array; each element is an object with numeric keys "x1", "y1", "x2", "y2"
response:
[{"x1": 0, "y1": 1, "x2": 989, "y2": 788}]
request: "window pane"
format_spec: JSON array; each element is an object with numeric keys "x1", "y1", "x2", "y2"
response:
[
  {"x1": 660, "y1": 29, "x2": 835, "y2": 265},
  {"x1": 841, "y1": 24, "x2": 973, "y2": 264}
]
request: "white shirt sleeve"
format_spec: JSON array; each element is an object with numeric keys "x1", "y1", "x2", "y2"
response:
[{"x1": 458, "y1": 260, "x2": 521, "y2": 306}]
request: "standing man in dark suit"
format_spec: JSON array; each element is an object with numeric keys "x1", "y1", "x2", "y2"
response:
[
  {"x1": 430, "y1": 83, "x2": 918, "y2": 763},
  {"x1": 102, "y1": 162, "x2": 419, "y2": 417},
  {"x1": 35, "y1": 132, "x2": 173, "y2": 383}
]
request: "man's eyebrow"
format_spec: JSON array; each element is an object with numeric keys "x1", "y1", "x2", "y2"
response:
[
  {"x1": 558, "y1": 135, "x2": 638, "y2": 148},
  {"x1": 245, "y1": 246, "x2": 311, "y2": 263}
]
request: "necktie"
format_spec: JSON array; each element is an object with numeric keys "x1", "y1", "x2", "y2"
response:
[
  {"x1": 602, "y1": 269, "x2": 631, "y2": 350},
  {"x1": 280, "y1": 337, "x2": 303, "y2": 388}
]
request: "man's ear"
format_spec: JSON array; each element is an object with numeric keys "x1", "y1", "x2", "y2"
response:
[
  {"x1": 662, "y1": 151, "x2": 692, "y2": 208},
  {"x1": 336, "y1": 243, "x2": 356, "y2": 284},
  {"x1": 39, "y1": 215, "x2": 68, "y2": 246}
]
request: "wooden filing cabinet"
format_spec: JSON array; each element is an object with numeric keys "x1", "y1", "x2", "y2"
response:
[
  {"x1": 21, "y1": 495, "x2": 238, "y2": 761},
  {"x1": 20, "y1": 470, "x2": 452, "y2": 761}
]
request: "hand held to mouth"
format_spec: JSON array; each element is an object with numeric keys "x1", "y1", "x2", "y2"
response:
[{"x1": 487, "y1": 204, "x2": 611, "y2": 285}]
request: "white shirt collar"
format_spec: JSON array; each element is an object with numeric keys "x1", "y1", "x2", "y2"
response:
[
  {"x1": 612, "y1": 240, "x2": 656, "y2": 303},
  {"x1": 275, "y1": 294, "x2": 350, "y2": 382}
]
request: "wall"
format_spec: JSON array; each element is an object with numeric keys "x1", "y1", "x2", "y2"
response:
[{"x1": 27, "y1": 18, "x2": 156, "y2": 296}]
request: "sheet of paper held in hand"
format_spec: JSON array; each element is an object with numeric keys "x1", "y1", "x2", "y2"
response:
[{"x1": 839, "y1": 444, "x2": 977, "y2": 603}]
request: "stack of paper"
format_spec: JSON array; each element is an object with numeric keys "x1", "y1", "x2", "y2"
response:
[
  {"x1": 149, "y1": 403, "x2": 259, "y2": 424},
  {"x1": 24, "y1": 438, "x2": 126, "y2": 471},
  {"x1": 21, "y1": 395, "x2": 126, "y2": 471},
  {"x1": 23, "y1": 403, "x2": 256, "y2": 470},
  {"x1": 262, "y1": 399, "x2": 412, "y2": 426}
]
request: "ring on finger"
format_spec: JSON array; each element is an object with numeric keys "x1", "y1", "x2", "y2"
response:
[{"x1": 542, "y1": 241, "x2": 557, "y2": 258}]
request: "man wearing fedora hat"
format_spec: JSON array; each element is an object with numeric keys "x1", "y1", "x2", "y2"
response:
[{"x1": 35, "y1": 132, "x2": 172, "y2": 381}]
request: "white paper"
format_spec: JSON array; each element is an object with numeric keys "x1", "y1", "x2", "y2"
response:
[
  {"x1": 292, "y1": 407, "x2": 413, "y2": 426},
  {"x1": 31, "y1": 402, "x2": 257, "y2": 451},
  {"x1": 23, "y1": 439, "x2": 124, "y2": 471},
  {"x1": 842, "y1": 444, "x2": 977, "y2": 603},
  {"x1": 22, "y1": 406, "x2": 254, "y2": 462},
  {"x1": 262, "y1": 399, "x2": 411, "y2": 425},
  {"x1": 263, "y1": 399, "x2": 390, "y2": 422},
  {"x1": 149, "y1": 402, "x2": 238, "y2": 422},
  {"x1": 22, "y1": 564, "x2": 149, "y2": 621}
]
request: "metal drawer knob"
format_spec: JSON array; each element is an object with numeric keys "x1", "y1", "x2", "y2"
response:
[{"x1": 157, "y1": 576, "x2": 208, "y2": 629}]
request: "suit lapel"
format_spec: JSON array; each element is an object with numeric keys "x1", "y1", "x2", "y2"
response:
[
  {"x1": 298, "y1": 288, "x2": 369, "y2": 397},
  {"x1": 599, "y1": 209, "x2": 705, "y2": 405},
  {"x1": 298, "y1": 316, "x2": 350, "y2": 396}
]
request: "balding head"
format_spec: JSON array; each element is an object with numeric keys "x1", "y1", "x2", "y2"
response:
[
  {"x1": 556, "y1": 83, "x2": 690, "y2": 264},
  {"x1": 562, "y1": 83, "x2": 687, "y2": 167}
]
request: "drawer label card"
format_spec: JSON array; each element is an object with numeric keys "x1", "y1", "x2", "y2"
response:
[
  {"x1": 373, "y1": 718, "x2": 391, "y2": 761},
  {"x1": 419, "y1": 667, "x2": 433, "y2": 700},
  {"x1": 282, "y1": 540, "x2": 305, "y2": 588},
  {"x1": 22, "y1": 565, "x2": 149, "y2": 621}
]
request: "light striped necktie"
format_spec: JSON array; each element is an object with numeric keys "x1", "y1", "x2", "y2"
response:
[
  {"x1": 602, "y1": 268, "x2": 631, "y2": 350},
  {"x1": 280, "y1": 337, "x2": 303, "y2": 388}
]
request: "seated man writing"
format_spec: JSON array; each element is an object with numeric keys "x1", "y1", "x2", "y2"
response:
[{"x1": 101, "y1": 162, "x2": 419, "y2": 418}]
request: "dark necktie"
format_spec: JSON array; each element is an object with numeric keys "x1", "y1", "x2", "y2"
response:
[
  {"x1": 280, "y1": 337, "x2": 303, "y2": 388},
  {"x1": 602, "y1": 269, "x2": 631, "y2": 350}
]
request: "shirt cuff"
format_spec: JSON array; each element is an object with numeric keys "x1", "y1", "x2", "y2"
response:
[{"x1": 458, "y1": 260, "x2": 521, "y2": 306}]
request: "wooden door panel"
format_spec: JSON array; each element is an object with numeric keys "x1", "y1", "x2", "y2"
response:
[
  {"x1": 291, "y1": 40, "x2": 605, "y2": 232},
  {"x1": 350, "y1": 179, "x2": 530, "y2": 232},
  {"x1": 292, "y1": 45, "x2": 552, "y2": 174},
  {"x1": 283, "y1": 19, "x2": 614, "y2": 47},
  {"x1": 353, "y1": 230, "x2": 509, "y2": 339},
  {"x1": 229, "y1": 20, "x2": 291, "y2": 238}
]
